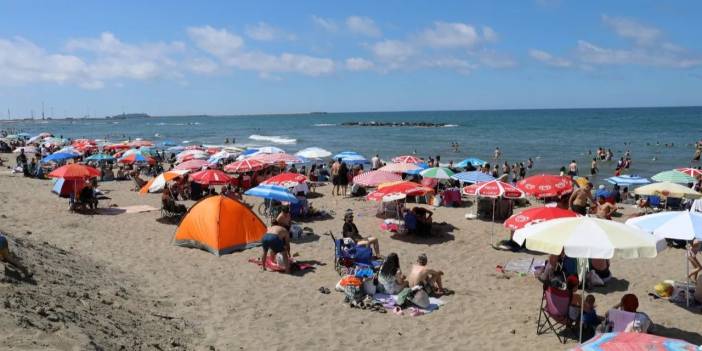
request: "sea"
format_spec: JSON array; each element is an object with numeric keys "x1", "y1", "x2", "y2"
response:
[{"x1": 2, "y1": 106, "x2": 701, "y2": 184}]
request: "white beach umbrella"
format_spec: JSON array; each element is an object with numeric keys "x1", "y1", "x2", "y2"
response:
[{"x1": 295, "y1": 147, "x2": 332, "y2": 159}]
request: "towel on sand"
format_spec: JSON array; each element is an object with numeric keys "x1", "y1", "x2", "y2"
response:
[
  {"x1": 372, "y1": 292, "x2": 445, "y2": 313},
  {"x1": 248, "y1": 257, "x2": 314, "y2": 273}
]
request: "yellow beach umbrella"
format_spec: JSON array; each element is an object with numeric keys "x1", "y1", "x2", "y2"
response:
[{"x1": 634, "y1": 181, "x2": 702, "y2": 199}]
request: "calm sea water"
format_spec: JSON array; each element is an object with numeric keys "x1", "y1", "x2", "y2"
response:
[{"x1": 2, "y1": 107, "x2": 701, "y2": 182}]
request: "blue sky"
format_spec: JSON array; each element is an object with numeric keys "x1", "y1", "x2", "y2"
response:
[{"x1": 0, "y1": 0, "x2": 701, "y2": 117}]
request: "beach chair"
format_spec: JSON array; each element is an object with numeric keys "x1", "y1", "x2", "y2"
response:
[
  {"x1": 602, "y1": 309, "x2": 636, "y2": 332},
  {"x1": 329, "y1": 232, "x2": 380, "y2": 276},
  {"x1": 536, "y1": 286, "x2": 574, "y2": 343},
  {"x1": 647, "y1": 196, "x2": 662, "y2": 212}
]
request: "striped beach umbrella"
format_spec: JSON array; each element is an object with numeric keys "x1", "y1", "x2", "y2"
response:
[
  {"x1": 452, "y1": 171, "x2": 495, "y2": 184},
  {"x1": 652, "y1": 170, "x2": 695, "y2": 184},
  {"x1": 419, "y1": 167, "x2": 454, "y2": 180},
  {"x1": 513, "y1": 216, "x2": 661, "y2": 259},
  {"x1": 570, "y1": 332, "x2": 699, "y2": 351},
  {"x1": 462, "y1": 180, "x2": 524, "y2": 199},
  {"x1": 391, "y1": 155, "x2": 422, "y2": 164},
  {"x1": 174, "y1": 159, "x2": 208, "y2": 171},
  {"x1": 352, "y1": 170, "x2": 402, "y2": 187},
  {"x1": 251, "y1": 153, "x2": 303, "y2": 165},
  {"x1": 675, "y1": 167, "x2": 702, "y2": 178},
  {"x1": 606, "y1": 175, "x2": 651, "y2": 186},
  {"x1": 190, "y1": 169, "x2": 232, "y2": 185},
  {"x1": 224, "y1": 159, "x2": 267, "y2": 173},
  {"x1": 119, "y1": 153, "x2": 156, "y2": 165},
  {"x1": 379, "y1": 162, "x2": 420, "y2": 173},
  {"x1": 455, "y1": 157, "x2": 486, "y2": 168}
]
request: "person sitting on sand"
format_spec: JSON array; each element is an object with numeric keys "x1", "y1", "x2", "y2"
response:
[
  {"x1": 606, "y1": 294, "x2": 652, "y2": 333},
  {"x1": 537, "y1": 254, "x2": 564, "y2": 285},
  {"x1": 377, "y1": 253, "x2": 408, "y2": 294},
  {"x1": 688, "y1": 239, "x2": 701, "y2": 281},
  {"x1": 569, "y1": 182, "x2": 593, "y2": 215},
  {"x1": 260, "y1": 221, "x2": 291, "y2": 274},
  {"x1": 412, "y1": 207, "x2": 433, "y2": 236},
  {"x1": 342, "y1": 211, "x2": 381, "y2": 256},
  {"x1": 78, "y1": 181, "x2": 98, "y2": 210},
  {"x1": 595, "y1": 195, "x2": 617, "y2": 219},
  {"x1": 0, "y1": 233, "x2": 31, "y2": 279},
  {"x1": 402, "y1": 208, "x2": 418, "y2": 235},
  {"x1": 407, "y1": 254, "x2": 449, "y2": 296}
]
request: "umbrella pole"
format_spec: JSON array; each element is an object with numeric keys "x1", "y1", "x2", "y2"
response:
[
  {"x1": 491, "y1": 198, "x2": 496, "y2": 246},
  {"x1": 579, "y1": 260, "x2": 588, "y2": 344},
  {"x1": 686, "y1": 247, "x2": 690, "y2": 307}
]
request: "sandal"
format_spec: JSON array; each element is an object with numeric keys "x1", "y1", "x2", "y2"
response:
[{"x1": 392, "y1": 306, "x2": 404, "y2": 316}]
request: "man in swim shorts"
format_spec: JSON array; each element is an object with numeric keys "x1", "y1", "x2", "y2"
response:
[
  {"x1": 261, "y1": 222, "x2": 291, "y2": 273},
  {"x1": 569, "y1": 182, "x2": 593, "y2": 215}
]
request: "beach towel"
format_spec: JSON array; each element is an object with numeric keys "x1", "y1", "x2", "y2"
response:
[
  {"x1": 502, "y1": 257, "x2": 538, "y2": 274},
  {"x1": 248, "y1": 257, "x2": 314, "y2": 273},
  {"x1": 372, "y1": 292, "x2": 445, "y2": 315}
]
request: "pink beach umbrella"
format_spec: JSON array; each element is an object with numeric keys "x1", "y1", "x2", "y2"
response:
[
  {"x1": 352, "y1": 170, "x2": 402, "y2": 187},
  {"x1": 391, "y1": 155, "x2": 423, "y2": 164},
  {"x1": 251, "y1": 153, "x2": 302, "y2": 165},
  {"x1": 462, "y1": 180, "x2": 524, "y2": 199},
  {"x1": 378, "y1": 162, "x2": 421, "y2": 174},
  {"x1": 675, "y1": 167, "x2": 702, "y2": 178},
  {"x1": 224, "y1": 159, "x2": 267, "y2": 173},
  {"x1": 174, "y1": 159, "x2": 209, "y2": 171}
]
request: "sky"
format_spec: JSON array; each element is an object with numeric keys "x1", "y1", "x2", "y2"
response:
[{"x1": 0, "y1": 0, "x2": 701, "y2": 117}]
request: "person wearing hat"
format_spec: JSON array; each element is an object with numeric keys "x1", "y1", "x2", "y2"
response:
[{"x1": 342, "y1": 211, "x2": 380, "y2": 257}]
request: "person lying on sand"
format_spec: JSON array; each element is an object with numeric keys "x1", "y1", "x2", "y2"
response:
[
  {"x1": 0, "y1": 234, "x2": 32, "y2": 279},
  {"x1": 407, "y1": 254, "x2": 450, "y2": 296},
  {"x1": 261, "y1": 221, "x2": 291, "y2": 274}
]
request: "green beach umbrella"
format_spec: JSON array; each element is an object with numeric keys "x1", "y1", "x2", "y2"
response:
[
  {"x1": 651, "y1": 170, "x2": 695, "y2": 184},
  {"x1": 419, "y1": 167, "x2": 455, "y2": 180}
]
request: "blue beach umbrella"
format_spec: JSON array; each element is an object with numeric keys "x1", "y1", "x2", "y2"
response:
[
  {"x1": 85, "y1": 153, "x2": 115, "y2": 162},
  {"x1": 405, "y1": 162, "x2": 430, "y2": 175},
  {"x1": 340, "y1": 154, "x2": 370, "y2": 166},
  {"x1": 41, "y1": 152, "x2": 79, "y2": 163},
  {"x1": 332, "y1": 151, "x2": 361, "y2": 159},
  {"x1": 456, "y1": 157, "x2": 487, "y2": 168},
  {"x1": 452, "y1": 171, "x2": 495, "y2": 184},
  {"x1": 245, "y1": 184, "x2": 299, "y2": 204},
  {"x1": 605, "y1": 175, "x2": 651, "y2": 186}
]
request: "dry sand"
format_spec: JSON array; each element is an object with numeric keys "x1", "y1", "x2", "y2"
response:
[{"x1": 0, "y1": 168, "x2": 700, "y2": 350}]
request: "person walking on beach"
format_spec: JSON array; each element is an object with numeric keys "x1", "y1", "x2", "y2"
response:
[
  {"x1": 568, "y1": 160, "x2": 578, "y2": 177},
  {"x1": 569, "y1": 182, "x2": 593, "y2": 215},
  {"x1": 331, "y1": 158, "x2": 341, "y2": 196},
  {"x1": 338, "y1": 161, "x2": 349, "y2": 196},
  {"x1": 371, "y1": 154, "x2": 381, "y2": 170},
  {"x1": 590, "y1": 158, "x2": 598, "y2": 176}
]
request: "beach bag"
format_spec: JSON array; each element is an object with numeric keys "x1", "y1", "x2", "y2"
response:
[
  {"x1": 344, "y1": 284, "x2": 364, "y2": 302},
  {"x1": 396, "y1": 287, "x2": 414, "y2": 307},
  {"x1": 363, "y1": 278, "x2": 377, "y2": 295},
  {"x1": 339, "y1": 275, "x2": 362, "y2": 288}
]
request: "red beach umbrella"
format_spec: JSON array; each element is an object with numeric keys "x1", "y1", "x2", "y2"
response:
[
  {"x1": 462, "y1": 180, "x2": 524, "y2": 199},
  {"x1": 262, "y1": 172, "x2": 308, "y2": 187},
  {"x1": 48, "y1": 164, "x2": 101, "y2": 180},
  {"x1": 190, "y1": 169, "x2": 232, "y2": 185},
  {"x1": 224, "y1": 159, "x2": 267, "y2": 173},
  {"x1": 352, "y1": 170, "x2": 402, "y2": 187},
  {"x1": 517, "y1": 174, "x2": 573, "y2": 198},
  {"x1": 675, "y1": 168, "x2": 702, "y2": 178},
  {"x1": 504, "y1": 206, "x2": 579, "y2": 230}
]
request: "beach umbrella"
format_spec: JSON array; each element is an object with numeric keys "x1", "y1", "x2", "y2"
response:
[
  {"x1": 391, "y1": 155, "x2": 423, "y2": 164},
  {"x1": 336, "y1": 154, "x2": 370, "y2": 166},
  {"x1": 13, "y1": 146, "x2": 37, "y2": 154},
  {"x1": 652, "y1": 170, "x2": 695, "y2": 184},
  {"x1": 462, "y1": 180, "x2": 524, "y2": 199},
  {"x1": 504, "y1": 207, "x2": 579, "y2": 230},
  {"x1": 405, "y1": 162, "x2": 430, "y2": 175},
  {"x1": 455, "y1": 157, "x2": 487, "y2": 168},
  {"x1": 452, "y1": 171, "x2": 495, "y2": 184},
  {"x1": 120, "y1": 153, "x2": 156, "y2": 165},
  {"x1": 332, "y1": 151, "x2": 361, "y2": 159},
  {"x1": 48, "y1": 164, "x2": 101, "y2": 180},
  {"x1": 56, "y1": 146, "x2": 81, "y2": 155},
  {"x1": 634, "y1": 181, "x2": 701, "y2": 199},
  {"x1": 16, "y1": 132, "x2": 30, "y2": 139},
  {"x1": 207, "y1": 150, "x2": 236, "y2": 164},
  {"x1": 627, "y1": 210, "x2": 702, "y2": 306},
  {"x1": 176, "y1": 150, "x2": 209, "y2": 162},
  {"x1": 262, "y1": 172, "x2": 308, "y2": 187},
  {"x1": 675, "y1": 167, "x2": 702, "y2": 178},
  {"x1": 255, "y1": 146, "x2": 285, "y2": 154},
  {"x1": 517, "y1": 174, "x2": 574, "y2": 198},
  {"x1": 224, "y1": 159, "x2": 267, "y2": 173},
  {"x1": 295, "y1": 147, "x2": 332, "y2": 159},
  {"x1": 158, "y1": 140, "x2": 177, "y2": 147},
  {"x1": 378, "y1": 162, "x2": 420, "y2": 173},
  {"x1": 245, "y1": 184, "x2": 299, "y2": 204},
  {"x1": 41, "y1": 152, "x2": 80, "y2": 163},
  {"x1": 190, "y1": 169, "x2": 232, "y2": 185},
  {"x1": 84, "y1": 153, "x2": 115, "y2": 162},
  {"x1": 605, "y1": 175, "x2": 651, "y2": 186},
  {"x1": 367, "y1": 181, "x2": 434, "y2": 202},
  {"x1": 174, "y1": 159, "x2": 208, "y2": 171},
  {"x1": 251, "y1": 153, "x2": 303, "y2": 165},
  {"x1": 420, "y1": 167, "x2": 455, "y2": 180},
  {"x1": 167, "y1": 146, "x2": 186, "y2": 153},
  {"x1": 140, "y1": 169, "x2": 190, "y2": 194},
  {"x1": 128, "y1": 139, "x2": 154, "y2": 148},
  {"x1": 352, "y1": 170, "x2": 402, "y2": 187},
  {"x1": 570, "y1": 332, "x2": 699, "y2": 351}
]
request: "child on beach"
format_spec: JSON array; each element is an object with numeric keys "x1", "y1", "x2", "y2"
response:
[{"x1": 582, "y1": 294, "x2": 601, "y2": 329}]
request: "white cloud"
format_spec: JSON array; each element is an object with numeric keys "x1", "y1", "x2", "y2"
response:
[
  {"x1": 346, "y1": 16, "x2": 381, "y2": 37},
  {"x1": 186, "y1": 57, "x2": 219, "y2": 74},
  {"x1": 345, "y1": 57, "x2": 374, "y2": 71},
  {"x1": 601, "y1": 15, "x2": 661, "y2": 46},
  {"x1": 245, "y1": 22, "x2": 296, "y2": 41},
  {"x1": 576, "y1": 40, "x2": 701, "y2": 68},
  {"x1": 482, "y1": 26, "x2": 498, "y2": 43},
  {"x1": 187, "y1": 25, "x2": 244, "y2": 60},
  {"x1": 188, "y1": 25, "x2": 334, "y2": 76},
  {"x1": 419, "y1": 22, "x2": 481, "y2": 48},
  {"x1": 529, "y1": 49, "x2": 572, "y2": 67},
  {"x1": 371, "y1": 40, "x2": 415, "y2": 63},
  {"x1": 311, "y1": 15, "x2": 338, "y2": 32}
]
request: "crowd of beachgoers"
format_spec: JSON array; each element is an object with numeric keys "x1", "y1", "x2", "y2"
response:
[{"x1": 1, "y1": 128, "x2": 702, "y2": 349}]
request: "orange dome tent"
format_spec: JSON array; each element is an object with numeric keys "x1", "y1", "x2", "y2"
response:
[{"x1": 173, "y1": 195, "x2": 266, "y2": 256}]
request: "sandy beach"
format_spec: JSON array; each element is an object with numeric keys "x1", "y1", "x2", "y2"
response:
[{"x1": 1, "y1": 162, "x2": 700, "y2": 350}]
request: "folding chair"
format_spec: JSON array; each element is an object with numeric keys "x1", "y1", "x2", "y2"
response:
[{"x1": 536, "y1": 286, "x2": 574, "y2": 343}]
